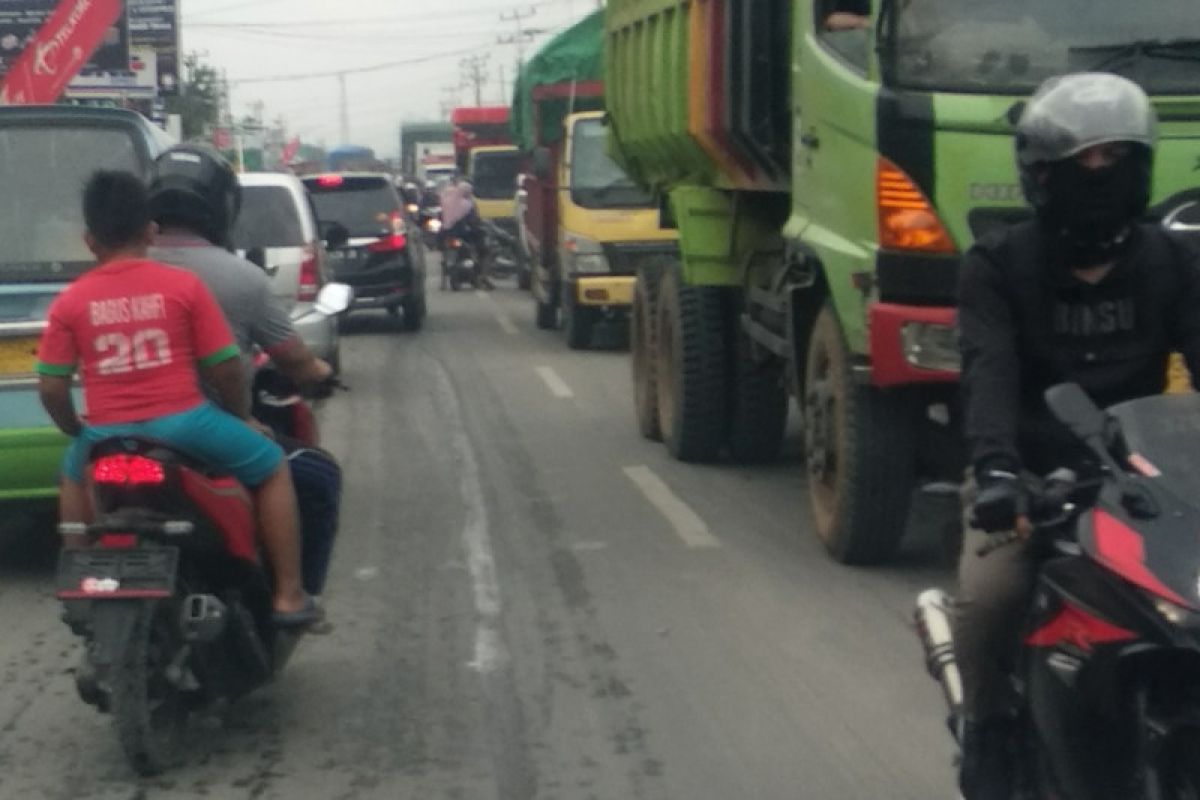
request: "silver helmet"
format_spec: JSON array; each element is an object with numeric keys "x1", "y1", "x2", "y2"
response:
[{"x1": 1015, "y1": 72, "x2": 1156, "y2": 208}]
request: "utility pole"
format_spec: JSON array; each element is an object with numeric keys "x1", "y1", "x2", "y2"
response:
[
  {"x1": 459, "y1": 55, "x2": 489, "y2": 107},
  {"x1": 337, "y1": 72, "x2": 350, "y2": 143},
  {"x1": 499, "y1": 6, "x2": 537, "y2": 67},
  {"x1": 439, "y1": 84, "x2": 460, "y2": 117}
]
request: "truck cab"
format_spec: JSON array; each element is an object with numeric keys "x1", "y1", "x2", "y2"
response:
[{"x1": 467, "y1": 144, "x2": 523, "y2": 235}]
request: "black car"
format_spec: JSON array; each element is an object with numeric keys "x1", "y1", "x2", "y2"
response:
[{"x1": 302, "y1": 173, "x2": 427, "y2": 331}]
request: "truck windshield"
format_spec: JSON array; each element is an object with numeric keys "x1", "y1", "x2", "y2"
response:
[
  {"x1": 884, "y1": 0, "x2": 1200, "y2": 94},
  {"x1": 569, "y1": 118, "x2": 653, "y2": 210},
  {"x1": 0, "y1": 125, "x2": 141, "y2": 281},
  {"x1": 472, "y1": 151, "x2": 522, "y2": 200}
]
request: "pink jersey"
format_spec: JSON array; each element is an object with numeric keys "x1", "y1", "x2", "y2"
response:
[{"x1": 36, "y1": 259, "x2": 239, "y2": 425}]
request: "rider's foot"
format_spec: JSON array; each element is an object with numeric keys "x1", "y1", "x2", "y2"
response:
[{"x1": 959, "y1": 717, "x2": 1015, "y2": 800}]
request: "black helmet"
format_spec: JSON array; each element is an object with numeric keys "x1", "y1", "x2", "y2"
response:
[
  {"x1": 149, "y1": 144, "x2": 241, "y2": 248},
  {"x1": 1015, "y1": 73, "x2": 1157, "y2": 265}
]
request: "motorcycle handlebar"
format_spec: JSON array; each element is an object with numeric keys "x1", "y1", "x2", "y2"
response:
[{"x1": 975, "y1": 473, "x2": 1087, "y2": 557}]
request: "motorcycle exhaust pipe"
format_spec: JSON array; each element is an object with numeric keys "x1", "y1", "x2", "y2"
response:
[
  {"x1": 182, "y1": 594, "x2": 227, "y2": 643},
  {"x1": 915, "y1": 589, "x2": 964, "y2": 727}
]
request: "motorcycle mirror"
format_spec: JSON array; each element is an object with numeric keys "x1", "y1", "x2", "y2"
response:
[
  {"x1": 315, "y1": 283, "x2": 353, "y2": 316},
  {"x1": 1045, "y1": 383, "x2": 1108, "y2": 443},
  {"x1": 245, "y1": 246, "x2": 266, "y2": 270}
]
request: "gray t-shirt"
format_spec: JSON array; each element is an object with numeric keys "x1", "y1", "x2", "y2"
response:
[{"x1": 150, "y1": 232, "x2": 297, "y2": 404}]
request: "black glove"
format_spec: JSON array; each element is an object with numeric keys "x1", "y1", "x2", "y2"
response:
[{"x1": 972, "y1": 471, "x2": 1024, "y2": 533}]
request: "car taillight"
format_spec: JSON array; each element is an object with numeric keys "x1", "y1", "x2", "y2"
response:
[
  {"x1": 299, "y1": 245, "x2": 319, "y2": 302},
  {"x1": 98, "y1": 533, "x2": 137, "y2": 549},
  {"x1": 368, "y1": 234, "x2": 407, "y2": 253},
  {"x1": 446, "y1": 237, "x2": 463, "y2": 248},
  {"x1": 92, "y1": 454, "x2": 165, "y2": 486},
  {"x1": 315, "y1": 174, "x2": 343, "y2": 188}
]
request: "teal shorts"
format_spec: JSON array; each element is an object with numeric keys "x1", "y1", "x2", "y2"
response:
[{"x1": 62, "y1": 402, "x2": 283, "y2": 487}]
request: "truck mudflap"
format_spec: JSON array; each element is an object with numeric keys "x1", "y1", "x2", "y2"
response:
[
  {"x1": 869, "y1": 303, "x2": 959, "y2": 387},
  {"x1": 574, "y1": 275, "x2": 636, "y2": 308}
]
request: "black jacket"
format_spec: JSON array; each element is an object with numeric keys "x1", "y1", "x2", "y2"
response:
[{"x1": 958, "y1": 220, "x2": 1200, "y2": 476}]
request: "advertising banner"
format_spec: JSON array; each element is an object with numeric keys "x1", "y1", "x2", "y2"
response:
[
  {"x1": 128, "y1": 0, "x2": 177, "y2": 95},
  {"x1": 0, "y1": 0, "x2": 126, "y2": 103},
  {"x1": 66, "y1": 44, "x2": 156, "y2": 99}
]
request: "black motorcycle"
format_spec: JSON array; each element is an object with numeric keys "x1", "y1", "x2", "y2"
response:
[
  {"x1": 916, "y1": 384, "x2": 1200, "y2": 799},
  {"x1": 441, "y1": 226, "x2": 484, "y2": 291}
]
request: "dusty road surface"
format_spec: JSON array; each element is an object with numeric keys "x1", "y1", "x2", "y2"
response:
[{"x1": 0, "y1": 268, "x2": 959, "y2": 799}]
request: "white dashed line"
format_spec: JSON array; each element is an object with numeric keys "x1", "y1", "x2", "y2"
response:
[
  {"x1": 622, "y1": 465, "x2": 721, "y2": 548},
  {"x1": 495, "y1": 313, "x2": 518, "y2": 336},
  {"x1": 535, "y1": 365, "x2": 574, "y2": 398}
]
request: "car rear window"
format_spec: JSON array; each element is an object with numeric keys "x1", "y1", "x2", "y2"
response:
[
  {"x1": 0, "y1": 125, "x2": 141, "y2": 280},
  {"x1": 304, "y1": 176, "x2": 400, "y2": 238},
  {"x1": 233, "y1": 185, "x2": 306, "y2": 248}
]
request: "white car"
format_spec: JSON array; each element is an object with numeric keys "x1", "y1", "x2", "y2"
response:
[{"x1": 233, "y1": 172, "x2": 341, "y2": 372}]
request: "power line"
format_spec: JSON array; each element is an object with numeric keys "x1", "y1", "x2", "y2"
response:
[{"x1": 227, "y1": 46, "x2": 486, "y2": 85}]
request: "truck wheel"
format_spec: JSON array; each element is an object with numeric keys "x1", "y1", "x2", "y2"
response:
[
  {"x1": 803, "y1": 302, "x2": 916, "y2": 564},
  {"x1": 727, "y1": 324, "x2": 787, "y2": 463},
  {"x1": 655, "y1": 262, "x2": 729, "y2": 462},
  {"x1": 562, "y1": 282, "x2": 592, "y2": 349},
  {"x1": 631, "y1": 263, "x2": 662, "y2": 441}
]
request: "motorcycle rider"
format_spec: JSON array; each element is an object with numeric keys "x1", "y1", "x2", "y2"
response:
[
  {"x1": 955, "y1": 72, "x2": 1200, "y2": 799},
  {"x1": 36, "y1": 170, "x2": 317, "y2": 627},
  {"x1": 440, "y1": 176, "x2": 492, "y2": 289},
  {"x1": 146, "y1": 144, "x2": 342, "y2": 604}
]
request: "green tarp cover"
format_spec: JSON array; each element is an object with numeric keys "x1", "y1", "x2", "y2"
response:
[{"x1": 511, "y1": 10, "x2": 604, "y2": 151}]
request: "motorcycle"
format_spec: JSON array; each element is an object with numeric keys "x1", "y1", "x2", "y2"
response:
[
  {"x1": 916, "y1": 383, "x2": 1200, "y2": 799},
  {"x1": 441, "y1": 227, "x2": 483, "y2": 291},
  {"x1": 480, "y1": 219, "x2": 523, "y2": 283},
  {"x1": 55, "y1": 284, "x2": 351, "y2": 776}
]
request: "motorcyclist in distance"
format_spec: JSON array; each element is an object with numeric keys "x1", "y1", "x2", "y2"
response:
[{"x1": 954, "y1": 72, "x2": 1200, "y2": 799}]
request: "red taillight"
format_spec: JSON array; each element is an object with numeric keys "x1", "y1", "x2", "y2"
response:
[
  {"x1": 446, "y1": 237, "x2": 463, "y2": 248},
  {"x1": 91, "y1": 454, "x2": 165, "y2": 486},
  {"x1": 389, "y1": 211, "x2": 404, "y2": 234},
  {"x1": 98, "y1": 533, "x2": 137, "y2": 549},
  {"x1": 299, "y1": 245, "x2": 319, "y2": 302},
  {"x1": 315, "y1": 174, "x2": 343, "y2": 188},
  {"x1": 367, "y1": 233, "x2": 407, "y2": 253}
]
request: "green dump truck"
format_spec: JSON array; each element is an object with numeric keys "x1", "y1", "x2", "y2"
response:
[{"x1": 605, "y1": 0, "x2": 1200, "y2": 563}]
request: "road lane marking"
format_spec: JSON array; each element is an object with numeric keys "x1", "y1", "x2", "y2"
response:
[
  {"x1": 495, "y1": 312, "x2": 518, "y2": 336},
  {"x1": 535, "y1": 365, "x2": 574, "y2": 398},
  {"x1": 622, "y1": 465, "x2": 721, "y2": 548},
  {"x1": 432, "y1": 358, "x2": 506, "y2": 673}
]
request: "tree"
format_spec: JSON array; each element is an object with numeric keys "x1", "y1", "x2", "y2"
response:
[{"x1": 165, "y1": 52, "x2": 220, "y2": 141}]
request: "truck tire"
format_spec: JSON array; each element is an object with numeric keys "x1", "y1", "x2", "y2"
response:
[
  {"x1": 803, "y1": 302, "x2": 916, "y2": 564},
  {"x1": 536, "y1": 298, "x2": 558, "y2": 330},
  {"x1": 727, "y1": 324, "x2": 788, "y2": 463},
  {"x1": 631, "y1": 262, "x2": 662, "y2": 441},
  {"x1": 562, "y1": 281, "x2": 592, "y2": 349},
  {"x1": 655, "y1": 262, "x2": 729, "y2": 461}
]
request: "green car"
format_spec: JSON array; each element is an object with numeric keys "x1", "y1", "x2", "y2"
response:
[{"x1": 0, "y1": 107, "x2": 172, "y2": 503}]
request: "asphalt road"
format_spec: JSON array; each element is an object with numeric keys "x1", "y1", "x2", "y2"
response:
[{"x1": 0, "y1": 265, "x2": 961, "y2": 800}]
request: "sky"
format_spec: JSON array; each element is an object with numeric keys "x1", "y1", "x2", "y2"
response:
[{"x1": 182, "y1": 0, "x2": 598, "y2": 158}]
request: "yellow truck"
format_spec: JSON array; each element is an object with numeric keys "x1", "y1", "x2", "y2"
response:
[{"x1": 513, "y1": 12, "x2": 677, "y2": 348}]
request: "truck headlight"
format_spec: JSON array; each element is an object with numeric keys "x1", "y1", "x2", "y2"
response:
[
  {"x1": 900, "y1": 322, "x2": 961, "y2": 372},
  {"x1": 563, "y1": 234, "x2": 609, "y2": 274}
]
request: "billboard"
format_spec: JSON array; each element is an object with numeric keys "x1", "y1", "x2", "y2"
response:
[
  {"x1": 128, "y1": 0, "x2": 177, "y2": 95},
  {"x1": 0, "y1": 0, "x2": 129, "y2": 83},
  {"x1": 66, "y1": 44, "x2": 156, "y2": 100}
]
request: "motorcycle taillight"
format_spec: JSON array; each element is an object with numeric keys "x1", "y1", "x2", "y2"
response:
[
  {"x1": 447, "y1": 237, "x2": 463, "y2": 248},
  {"x1": 92, "y1": 454, "x2": 165, "y2": 486}
]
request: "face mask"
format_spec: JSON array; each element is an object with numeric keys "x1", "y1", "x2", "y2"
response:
[{"x1": 1040, "y1": 156, "x2": 1145, "y2": 267}]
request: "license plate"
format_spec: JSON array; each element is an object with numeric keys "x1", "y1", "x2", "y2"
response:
[
  {"x1": 0, "y1": 336, "x2": 38, "y2": 376},
  {"x1": 56, "y1": 547, "x2": 178, "y2": 600}
]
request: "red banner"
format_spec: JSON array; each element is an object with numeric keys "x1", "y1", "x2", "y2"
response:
[
  {"x1": 280, "y1": 136, "x2": 301, "y2": 166},
  {"x1": 0, "y1": 0, "x2": 124, "y2": 105}
]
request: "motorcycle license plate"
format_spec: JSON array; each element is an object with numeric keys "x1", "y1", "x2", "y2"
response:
[{"x1": 56, "y1": 547, "x2": 178, "y2": 600}]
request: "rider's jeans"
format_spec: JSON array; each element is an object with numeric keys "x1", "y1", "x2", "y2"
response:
[{"x1": 953, "y1": 472, "x2": 1040, "y2": 721}]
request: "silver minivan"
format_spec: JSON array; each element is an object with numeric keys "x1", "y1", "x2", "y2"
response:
[{"x1": 233, "y1": 172, "x2": 341, "y2": 371}]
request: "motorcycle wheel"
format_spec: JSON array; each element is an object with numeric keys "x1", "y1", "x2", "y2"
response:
[
  {"x1": 111, "y1": 601, "x2": 188, "y2": 776},
  {"x1": 1158, "y1": 728, "x2": 1200, "y2": 799}
]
